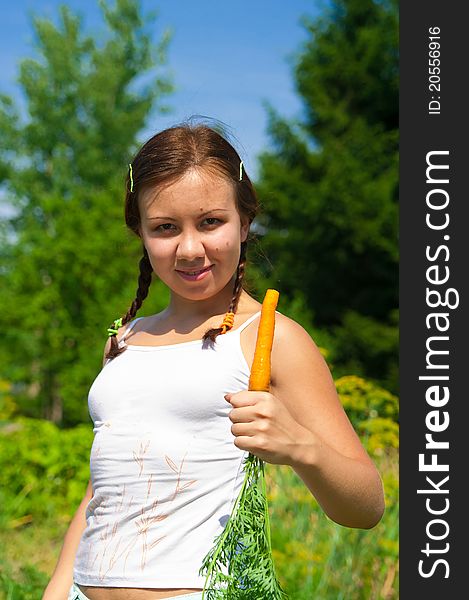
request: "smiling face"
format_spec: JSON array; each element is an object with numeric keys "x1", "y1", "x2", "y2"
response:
[{"x1": 138, "y1": 168, "x2": 250, "y2": 304}]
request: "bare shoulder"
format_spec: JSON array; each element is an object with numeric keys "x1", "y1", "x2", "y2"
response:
[
  {"x1": 270, "y1": 311, "x2": 372, "y2": 463},
  {"x1": 273, "y1": 311, "x2": 313, "y2": 340},
  {"x1": 271, "y1": 311, "x2": 335, "y2": 393},
  {"x1": 270, "y1": 310, "x2": 337, "y2": 413},
  {"x1": 272, "y1": 311, "x2": 325, "y2": 367}
]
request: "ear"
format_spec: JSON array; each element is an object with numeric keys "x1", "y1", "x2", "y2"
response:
[{"x1": 240, "y1": 217, "x2": 250, "y2": 243}]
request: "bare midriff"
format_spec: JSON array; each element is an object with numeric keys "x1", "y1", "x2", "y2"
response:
[{"x1": 76, "y1": 585, "x2": 203, "y2": 599}]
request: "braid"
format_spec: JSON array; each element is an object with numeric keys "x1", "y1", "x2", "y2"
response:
[
  {"x1": 106, "y1": 247, "x2": 153, "y2": 360},
  {"x1": 203, "y1": 241, "x2": 248, "y2": 343}
]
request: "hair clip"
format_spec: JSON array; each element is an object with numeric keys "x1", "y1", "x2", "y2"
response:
[
  {"x1": 129, "y1": 163, "x2": 134, "y2": 193},
  {"x1": 239, "y1": 161, "x2": 243, "y2": 181},
  {"x1": 107, "y1": 317, "x2": 123, "y2": 337},
  {"x1": 220, "y1": 311, "x2": 235, "y2": 334}
]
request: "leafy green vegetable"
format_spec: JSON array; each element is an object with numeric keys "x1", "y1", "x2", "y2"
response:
[{"x1": 199, "y1": 453, "x2": 288, "y2": 598}]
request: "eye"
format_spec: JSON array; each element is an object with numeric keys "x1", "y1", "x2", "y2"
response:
[
  {"x1": 154, "y1": 223, "x2": 176, "y2": 233},
  {"x1": 152, "y1": 218, "x2": 222, "y2": 233}
]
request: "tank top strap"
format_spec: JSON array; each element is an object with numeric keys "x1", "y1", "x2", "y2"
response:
[
  {"x1": 232, "y1": 310, "x2": 262, "y2": 335},
  {"x1": 119, "y1": 317, "x2": 144, "y2": 345}
]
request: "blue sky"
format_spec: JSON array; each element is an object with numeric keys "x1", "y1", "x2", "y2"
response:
[{"x1": 1, "y1": 0, "x2": 322, "y2": 179}]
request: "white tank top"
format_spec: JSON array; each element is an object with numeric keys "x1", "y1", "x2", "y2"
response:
[{"x1": 73, "y1": 310, "x2": 262, "y2": 588}]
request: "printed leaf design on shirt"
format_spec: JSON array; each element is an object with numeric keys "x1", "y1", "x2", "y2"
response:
[
  {"x1": 94, "y1": 439, "x2": 165, "y2": 580},
  {"x1": 149, "y1": 535, "x2": 166, "y2": 550},
  {"x1": 180, "y1": 479, "x2": 197, "y2": 491},
  {"x1": 104, "y1": 534, "x2": 140, "y2": 581},
  {"x1": 99, "y1": 519, "x2": 140, "y2": 581},
  {"x1": 91, "y1": 441, "x2": 199, "y2": 581},
  {"x1": 135, "y1": 500, "x2": 170, "y2": 571},
  {"x1": 133, "y1": 439, "x2": 151, "y2": 477},
  {"x1": 111, "y1": 521, "x2": 119, "y2": 539},
  {"x1": 137, "y1": 450, "x2": 198, "y2": 571},
  {"x1": 165, "y1": 455, "x2": 179, "y2": 473},
  {"x1": 97, "y1": 485, "x2": 132, "y2": 581},
  {"x1": 107, "y1": 536, "x2": 122, "y2": 572},
  {"x1": 125, "y1": 495, "x2": 134, "y2": 514},
  {"x1": 116, "y1": 483, "x2": 126, "y2": 513},
  {"x1": 99, "y1": 521, "x2": 110, "y2": 543},
  {"x1": 135, "y1": 499, "x2": 169, "y2": 535},
  {"x1": 165, "y1": 450, "x2": 197, "y2": 501},
  {"x1": 146, "y1": 473, "x2": 153, "y2": 502}
]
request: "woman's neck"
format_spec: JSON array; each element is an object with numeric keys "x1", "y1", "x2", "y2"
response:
[{"x1": 165, "y1": 277, "x2": 239, "y2": 321}]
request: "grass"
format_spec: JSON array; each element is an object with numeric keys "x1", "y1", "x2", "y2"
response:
[{"x1": 266, "y1": 452, "x2": 398, "y2": 599}]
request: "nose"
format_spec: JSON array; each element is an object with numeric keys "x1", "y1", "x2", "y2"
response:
[{"x1": 175, "y1": 228, "x2": 206, "y2": 262}]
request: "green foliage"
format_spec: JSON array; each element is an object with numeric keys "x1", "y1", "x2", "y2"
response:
[
  {"x1": 335, "y1": 375, "x2": 399, "y2": 456},
  {"x1": 266, "y1": 440, "x2": 398, "y2": 598},
  {"x1": 199, "y1": 455, "x2": 287, "y2": 599},
  {"x1": 330, "y1": 308, "x2": 399, "y2": 392},
  {"x1": 253, "y1": 0, "x2": 398, "y2": 391},
  {"x1": 0, "y1": 420, "x2": 398, "y2": 599},
  {"x1": 0, "y1": 417, "x2": 93, "y2": 526},
  {"x1": 0, "y1": 559, "x2": 49, "y2": 600},
  {"x1": 0, "y1": 0, "x2": 174, "y2": 425},
  {"x1": 0, "y1": 380, "x2": 18, "y2": 422}
]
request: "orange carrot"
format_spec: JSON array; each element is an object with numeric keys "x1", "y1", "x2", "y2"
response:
[
  {"x1": 248, "y1": 289, "x2": 279, "y2": 392},
  {"x1": 200, "y1": 290, "x2": 284, "y2": 599}
]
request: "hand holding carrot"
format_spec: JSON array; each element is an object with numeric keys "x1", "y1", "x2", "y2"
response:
[
  {"x1": 224, "y1": 389, "x2": 306, "y2": 466},
  {"x1": 202, "y1": 290, "x2": 289, "y2": 599},
  {"x1": 225, "y1": 289, "x2": 306, "y2": 466}
]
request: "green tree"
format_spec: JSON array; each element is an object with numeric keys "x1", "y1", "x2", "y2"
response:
[
  {"x1": 0, "y1": 0, "x2": 173, "y2": 425},
  {"x1": 253, "y1": 0, "x2": 398, "y2": 391}
]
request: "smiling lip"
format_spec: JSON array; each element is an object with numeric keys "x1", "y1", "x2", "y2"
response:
[{"x1": 175, "y1": 265, "x2": 213, "y2": 281}]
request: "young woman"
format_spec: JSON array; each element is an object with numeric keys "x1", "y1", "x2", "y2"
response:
[{"x1": 43, "y1": 123, "x2": 384, "y2": 600}]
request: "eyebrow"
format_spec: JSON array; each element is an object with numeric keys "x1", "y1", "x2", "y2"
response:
[{"x1": 147, "y1": 209, "x2": 231, "y2": 221}]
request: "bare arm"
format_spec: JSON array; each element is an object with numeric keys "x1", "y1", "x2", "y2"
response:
[
  {"x1": 43, "y1": 339, "x2": 113, "y2": 599},
  {"x1": 270, "y1": 314, "x2": 385, "y2": 529}
]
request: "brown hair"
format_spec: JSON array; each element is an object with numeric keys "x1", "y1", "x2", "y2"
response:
[{"x1": 106, "y1": 120, "x2": 259, "y2": 360}]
